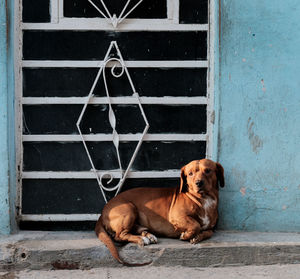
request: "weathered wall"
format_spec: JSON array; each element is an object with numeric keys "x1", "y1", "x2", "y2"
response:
[
  {"x1": 0, "y1": 0, "x2": 15, "y2": 235},
  {"x1": 0, "y1": 0, "x2": 10, "y2": 234},
  {"x1": 217, "y1": 0, "x2": 300, "y2": 231}
]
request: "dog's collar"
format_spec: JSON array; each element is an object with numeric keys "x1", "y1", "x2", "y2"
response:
[{"x1": 185, "y1": 192, "x2": 202, "y2": 208}]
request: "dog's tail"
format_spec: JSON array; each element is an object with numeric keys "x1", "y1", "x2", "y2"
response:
[{"x1": 95, "y1": 216, "x2": 152, "y2": 266}]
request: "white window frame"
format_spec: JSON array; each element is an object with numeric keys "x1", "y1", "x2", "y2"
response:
[{"x1": 15, "y1": 0, "x2": 216, "y2": 222}]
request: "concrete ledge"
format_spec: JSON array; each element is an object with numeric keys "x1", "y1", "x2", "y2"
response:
[{"x1": 1, "y1": 231, "x2": 300, "y2": 271}]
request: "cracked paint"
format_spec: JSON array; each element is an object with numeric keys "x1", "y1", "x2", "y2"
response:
[
  {"x1": 261, "y1": 79, "x2": 266, "y2": 92},
  {"x1": 247, "y1": 117, "x2": 263, "y2": 154}
]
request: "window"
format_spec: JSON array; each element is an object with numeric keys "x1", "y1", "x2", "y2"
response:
[{"x1": 17, "y1": 0, "x2": 215, "y2": 229}]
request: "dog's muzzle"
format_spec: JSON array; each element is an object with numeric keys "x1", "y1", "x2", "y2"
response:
[
  {"x1": 196, "y1": 180, "x2": 205, "y2": 192},
  {"x1": 196, "y1": 180, "x2": 205, "y2": 188}
]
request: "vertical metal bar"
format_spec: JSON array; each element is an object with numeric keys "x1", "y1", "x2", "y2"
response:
[
  {"x1": 172, "y1": 0, "x2": 180, "y2": 24},
  {"x1": 207, "y1": 0, "x2": 215, "y2": 160},
  {"x1": 50, "y1": 0, "x2": 59, "y2": 23},
  {"x1": 58, "y1": 0, "x2": 64, "y2": 21},
  {"x1": 102, "y1": 61, "x2": 123, "y2": 172},
  {"x1": 115, "y1": 93, "x2": 149, "y2": 195},
  {"x1": 167, "y1": 0, "x2": 174, "y2": 20}
]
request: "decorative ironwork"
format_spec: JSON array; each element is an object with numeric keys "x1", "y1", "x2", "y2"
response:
[
  {"x1": 88, "y1": 0, "x2": 144, "y2": 28},
  {"x1": 76, "y1": 41, "x2": 149, "y2": 203}
]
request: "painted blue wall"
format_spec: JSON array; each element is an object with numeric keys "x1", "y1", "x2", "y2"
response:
[
  {"x1": 217, "y1": 0, "x2": 300, "y2": 231},
  {"x1": 0, "y1": 0, "x2": 11, "y2": 234},
  {"x1": 0, "y1": 0, "x2": 15, "y2": 235}
]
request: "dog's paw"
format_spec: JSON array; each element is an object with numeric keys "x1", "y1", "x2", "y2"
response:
[
  {"x1": 140, "y1": 236, "x2": 151, "y2": 246},
  {"x1": 190, "y1": 237, "x2": 198, "y2": 244},
  {"x1": 180, "y1": 232, "x2": 186, "y2": 241},
  {"x1": 190, "y1": 235, "x2": 203, "y2": 244},
  {"x1": 180, "y1": 232, "x2": 190, "y2": 240},
  {"x1": 146, "y1": 233, "x2": 158, "y2": 244}
]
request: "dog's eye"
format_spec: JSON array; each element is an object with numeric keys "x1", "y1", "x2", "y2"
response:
[
  {"x1": 204, "y1": 168, "x2": 211, "y2": 174},
  {"x1": 188, "y1": 172, "x2": 193, "y2": 176}
]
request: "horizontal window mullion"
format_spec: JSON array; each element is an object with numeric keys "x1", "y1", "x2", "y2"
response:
[
  {"x1": 22, "y1": 97, "x2": 208, "y2": 105},
  {"x1": 22, "y1": 134, "x2": 207, "y2": 142},
  {"x1": 22, "y1": 21, "x2": 208, "y2": 31},
  {"x1": 22, "y1": 170, "x2": 181, "y2": 179},
  {"x1": 20, "y1": 214, "x2": 100, "y2": 222},
  {"x1": 22, "y1": 60, "x2": 208, "y2": 68}
]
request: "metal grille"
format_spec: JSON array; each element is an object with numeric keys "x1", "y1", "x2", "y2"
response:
[
  {"x1": 87, "y1": 0, "x2": 144, "y2": 28},
  {"x1": 77, "y1": 41, "x2": 149, "y2": 202},
  {"x1": 17, "y1": 0, "x2": 215, "y2": 226}
]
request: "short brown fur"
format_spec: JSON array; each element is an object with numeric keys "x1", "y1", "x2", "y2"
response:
[{"x1": 95, "y1": 159, "x2": 225, "y2": 265}]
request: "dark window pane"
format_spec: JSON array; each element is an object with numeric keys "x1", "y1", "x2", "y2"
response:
[
  {"x1": 23, "y1": 104, "x2": 207, "y2": 134},
  {"x1": 22, "y1": 178, "x2": 178, "y2": 214},
  {"x1": 19, "y1": 221, "x2": 96, "y2": 231},
  {"x1": 64, "y1": 0, "x2": 167, "y2": 18},
  {"x1": 23, "y1": 68, "x2": 207, "y2": 97},
  {"x1": 23, "y1": 141, "x2": 206, "y2": 171},
  {"x1": 23, "y1": 31, "x2": 207, "y2": 60},
  {"x1": 179, "y1": 0, "x2": 208, "y2": 24},
  {"x1": 23, "y1": 0, "x2": 50, "y2": 23}
]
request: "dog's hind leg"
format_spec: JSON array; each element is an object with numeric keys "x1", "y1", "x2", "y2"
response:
[
  {"x1": 116, "y1": 229, "x2": 151, "y2": 247},
  {"x1": 109, "y1": 203, "x2": 152, "y2": 246}
]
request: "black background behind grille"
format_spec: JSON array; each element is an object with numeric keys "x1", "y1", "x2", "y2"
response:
[
  {"x1": 63, "y1": 0, "x2": 167, "y2": 19},
  {"x1": 23, "y1": 68, "x2": 207, "y2": 97},
  {"x1": 23, "y1": 31, "x2": 207, "y2": 61}
]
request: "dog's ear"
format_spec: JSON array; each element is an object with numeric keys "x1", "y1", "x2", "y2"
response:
[
  {"x1": 179, "y1": 166, "x2": 187, "y2": 193},
  {"x1": 216, "y1": 162, "x2": 225, "y2": 188}
]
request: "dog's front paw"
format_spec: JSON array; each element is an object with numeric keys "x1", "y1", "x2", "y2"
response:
[
  {"x1": 190, "y1": 238, "x2": 198, "y2": 244},
  {"x1": 138, "y1": 236, "x2": 151, "y2": 247},
  {"x1": 190, "y1": 235, "x2": 203, "y2": 244},
  {"x1": 146, "y1": 233, "x2": 158, "y2": 244},
  {"x1": 180, "y1": 232, "x2": 186, "y2": 240}
]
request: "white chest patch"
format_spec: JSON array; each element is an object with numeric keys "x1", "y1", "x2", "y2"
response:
[
  {"x1": 201, "y1": 215, "x2": 210, "y2": 229},
  {"x1": 200, "y1": 197, "x2": 216, "y2": 230},
  {"x1": 203, "y1": 197, "x2": 216, "y2": 211}
]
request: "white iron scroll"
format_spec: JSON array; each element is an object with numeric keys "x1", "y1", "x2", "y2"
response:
[{"x1": 76, "y1": 41, "x2": 149, "y2": 203}]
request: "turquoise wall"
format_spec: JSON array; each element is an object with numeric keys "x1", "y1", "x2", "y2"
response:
[
  {"x1": 0, "y1": 0, "x2": 15, "y2": 235},
  {"x1": 0, "y1": 0, "x2": 10, "y2": 234},
  {"x1": 217, "y1": 0, "x2": 300, "y2": 231}
]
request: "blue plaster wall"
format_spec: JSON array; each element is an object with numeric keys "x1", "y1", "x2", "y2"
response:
[
  {"x1": 0, "y1": 0, "x2": 11, "y2": 234},
  {"x1": 0, "y1": 0, "x2": 15, "y2": 235},
  {"x1": 217, "y1": 0, "x2": 300, "y2": 231}
]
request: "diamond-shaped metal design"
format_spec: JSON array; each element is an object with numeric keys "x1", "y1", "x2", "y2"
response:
[
  {"x1": 76, "y1": 41, "x2": 149, "y2": 203},
  {"x1": 88, "y1": 0, "x2": 144, "y2": 28}
]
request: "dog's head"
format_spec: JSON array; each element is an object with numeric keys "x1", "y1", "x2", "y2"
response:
[{"x1": 179, "y1": 159, "x2": 225, "y2": 194}]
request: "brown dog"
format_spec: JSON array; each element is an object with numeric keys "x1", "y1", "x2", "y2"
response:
[{"x1": 95, "y1": 159, "x2": 224, "y2": 265}]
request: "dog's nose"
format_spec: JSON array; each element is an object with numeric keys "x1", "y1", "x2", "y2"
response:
[{"x1": 196, "y1": 180, "x2": 205, "y2": 187}]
